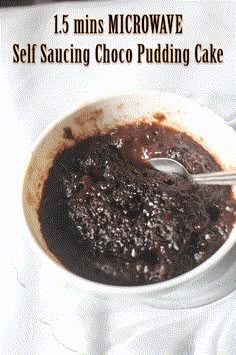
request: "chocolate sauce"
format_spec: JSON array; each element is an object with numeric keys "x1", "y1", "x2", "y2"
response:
[{"x1": 38, "y1": 122, "x2": 236, "y2": 285}]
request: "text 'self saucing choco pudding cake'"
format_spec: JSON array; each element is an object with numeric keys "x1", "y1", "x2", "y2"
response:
[{"x1": 38, "y1": 114, "x2": 236, "y2": 286}]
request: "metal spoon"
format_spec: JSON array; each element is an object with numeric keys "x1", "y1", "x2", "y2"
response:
[{"x1": 148, "y1": 158, "x2": 236, "y2": 185}]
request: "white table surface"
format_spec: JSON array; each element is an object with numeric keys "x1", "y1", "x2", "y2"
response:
[{"x1": 0, "y1": 1, "x2": 236, "y2": 354}]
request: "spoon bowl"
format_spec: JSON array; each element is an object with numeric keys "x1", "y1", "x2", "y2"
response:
[{"x1": 148, "y1": 157, "x2": 236, "y2": 185}]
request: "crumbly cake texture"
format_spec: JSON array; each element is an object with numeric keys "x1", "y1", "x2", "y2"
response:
[{"x1": 39, "y1": 122, "x2": 236, "y2": 285}]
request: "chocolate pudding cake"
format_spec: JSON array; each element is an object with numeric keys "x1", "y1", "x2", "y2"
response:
[{"x1": 38, "y1": 121, "x2": 236, "y2": 286}]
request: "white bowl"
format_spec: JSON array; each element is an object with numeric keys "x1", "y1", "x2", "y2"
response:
[{"x1": 21, "y1": 91, "x2": 236, "y2": 308}]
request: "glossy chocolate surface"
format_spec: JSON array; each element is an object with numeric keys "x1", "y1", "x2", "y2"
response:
[{"x1": 39, "y1": 122, "x2": 236, "y2": 285}]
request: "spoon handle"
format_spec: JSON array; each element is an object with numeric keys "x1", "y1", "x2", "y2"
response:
[{"x1": 192, "y1": 171, "x2": 236, "y2": 185}]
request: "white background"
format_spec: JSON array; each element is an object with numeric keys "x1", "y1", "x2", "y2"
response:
[{"x1": 0, "y1": 1, "x2": 236, "y2": 354}]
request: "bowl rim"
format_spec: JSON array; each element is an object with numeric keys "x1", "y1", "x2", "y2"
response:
[{"x1": 21, "y1": 90, "x2": 236, "y2": 295}]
